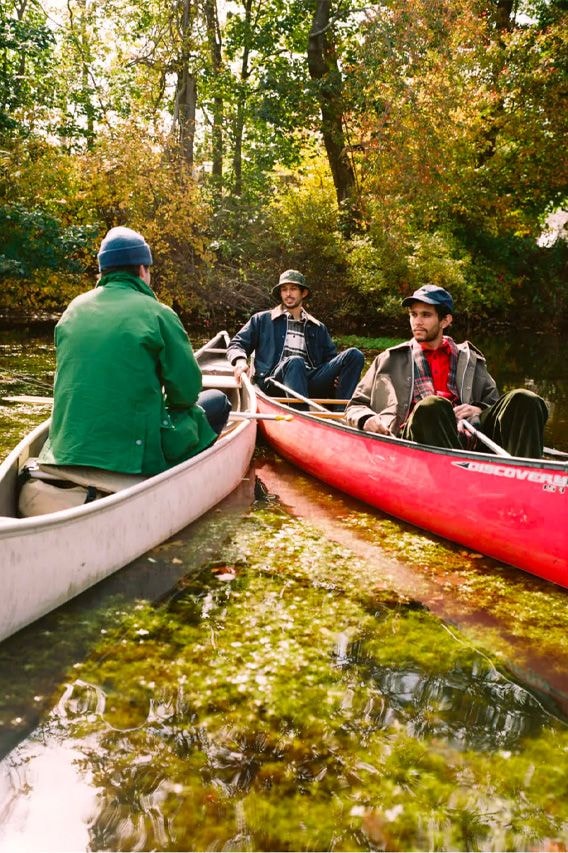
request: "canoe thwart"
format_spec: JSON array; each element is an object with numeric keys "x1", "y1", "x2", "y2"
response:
[{"x1": 270, "y1": 397, "x2": 349, "y2": 406}]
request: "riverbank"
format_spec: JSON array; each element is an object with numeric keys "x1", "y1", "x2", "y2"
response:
[
  {"x1": 2, "y1": 324, "x2": 567, "y2": 452},
  {"x1": 1, "y1": 308, "x2": 568, "y2": 337}
]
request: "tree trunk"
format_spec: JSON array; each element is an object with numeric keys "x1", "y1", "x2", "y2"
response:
[
  {"x1": 494, "y1": 0, "x2": 515, "y2": 32},
  {"x1": 477, "y1": 0, "x2": 517, "y2": 165},
  {"x1": 66, "y1": 0, "x2": 95, "y2": 148},
  {"x1": 205, "y1": 0, "x2": 224, "y2": 182},
  {"x1": 174, "y1": 68, "x2": 197, "y2": 166},
  {"x1": 173, "y1": 0, "x2": 197, "y2": 167},
  {"x1": 232, "y1": 0, "x2": 253, "y2": 198},
  {"x1": 307, "y1": 0, "x2": 359, "y2": 235}
]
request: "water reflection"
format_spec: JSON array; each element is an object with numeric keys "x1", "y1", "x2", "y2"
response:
[
  {"x1": 360, "y1": 655, "x2": 557, "y2": 750},
  {"x1": 1, "y1": 520, "x2": 567, "y2": 852},
  {"x1": 0, "y1": 480, "x2": 255, "y2": 762},
  {"x1": 2, "y1": 329, "x2": 568, "y2": 851},
  {"x1": 473, "y1": 332, "x2": 568, "y2": 452}
]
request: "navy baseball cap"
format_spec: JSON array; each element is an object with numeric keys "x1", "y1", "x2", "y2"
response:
[{"x1": 401, "y1": 284, "x2": 454, "y2": 312}]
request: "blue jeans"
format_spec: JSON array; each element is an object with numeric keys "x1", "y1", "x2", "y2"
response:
[
  {"x1": 266, "y1": 348, "x2": 364, "y2": 409},
  {"x1": 198, "y1": 389, "x2": 231, "y2": 436}
]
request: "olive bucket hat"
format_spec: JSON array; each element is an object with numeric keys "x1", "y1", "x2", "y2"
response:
[{"x1": 271, "y1": 269, "x2": 311, "y2": 301}]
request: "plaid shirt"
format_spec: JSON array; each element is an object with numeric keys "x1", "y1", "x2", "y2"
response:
[
  {"x1": 280, "y1": 310, "x2": 314, "y2": 368},
  {"x1": 411, "y1": 336, "x2": 459, "y2": 405}
]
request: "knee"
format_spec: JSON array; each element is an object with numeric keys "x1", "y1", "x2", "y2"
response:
[
  {"x1": 343, "y1": 348, "x2": 365, "y2": 369},
  {"x1": 218, "y1": 391, "x2": 231, "y2": 415},
  {"x1": 506, "y1": 389, "x2": 537, "y2": 402},
  {"x1": 414, "y1": 395, "x2": 453, "y2": 423},
  {"x1": 201, "y1": 389, "x2": 230, "y2": 418},
  {"x1": 503, "y1": 389, "x2": 547, "y2": 415},
  {"x1": 282, "y1": 356, "x2": 306, "y2": 372}
]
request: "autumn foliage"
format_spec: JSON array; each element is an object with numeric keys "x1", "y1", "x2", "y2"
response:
[{"x1": 0, "y1": 0, "x2": 566, "y2": 328}]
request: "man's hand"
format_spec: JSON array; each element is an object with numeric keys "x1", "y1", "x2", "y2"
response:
[
  {"x1": 233, "y1": 360, "x2": 250, "y2": 384},
  {"x1": 453, "y1": 403, "x2": 482, "y2": 422},
  {"x1": 362, "y1": 415, "x2": 391, "y2": 435}
]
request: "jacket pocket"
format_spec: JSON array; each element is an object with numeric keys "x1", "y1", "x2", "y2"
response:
[{"x1": 161, "y1": 408, "x2": 200, "y2": 465}]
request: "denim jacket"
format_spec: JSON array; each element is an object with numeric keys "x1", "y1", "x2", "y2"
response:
[{"x1": 227, "y1": 305, "x2": 337, "y2": 384}]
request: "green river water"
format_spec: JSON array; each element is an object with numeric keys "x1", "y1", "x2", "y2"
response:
[{"x1": 0, "y1": 327, "x2": 567, "y2": 852}]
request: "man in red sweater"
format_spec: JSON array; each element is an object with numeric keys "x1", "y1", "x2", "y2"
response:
[{"x1": 344, "y1": 285, "x2": 548, "y2": 458}]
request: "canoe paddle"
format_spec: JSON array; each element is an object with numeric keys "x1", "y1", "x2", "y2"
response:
[
  {"x1": 1, "y1": 395, "x2": 291, "y2": 421},
  {"x1": 231, "y1": 412, "x2": 292, "y2": 421},
  {"x1": 261, "y1": 390, "x2": 547, "y2": 460},
  {"x1": 458, "y1": 419, "x2": 512, "y2": 457},
  {"x1": 237, "y1": 373, "x2": 290, "y2": 419},
  {"x1": 459, "y1": 420, "x2": 567, "y2": 461},
  {"x1": 4, "y1": 394, "x2": 566, "y2": 457},
  {"x1": 265, "y1": 379, "x2": 329, "y2": 413},
  {"x1": 264, "y1": 383, "x2": 517, "y2": 456}
]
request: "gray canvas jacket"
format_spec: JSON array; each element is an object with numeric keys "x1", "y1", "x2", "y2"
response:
[{"x1": 344, "y1": 339, "x2": 500, "y2": 435}]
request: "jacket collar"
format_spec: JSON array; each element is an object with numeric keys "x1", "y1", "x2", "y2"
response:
[
  {"x1": 97, "y1": 270, "x2": 157, "y2": 301},
  {"x1": 270, "y1": 303, "x2": 321, "y2": 326},
  {"x1": 401, "y1": 337, "x2": 486, "y2": 361}
]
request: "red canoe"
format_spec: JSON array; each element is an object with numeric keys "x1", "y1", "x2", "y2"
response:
[{"x1": 256, "y1": 391, "x2": 568, "y2": 589}]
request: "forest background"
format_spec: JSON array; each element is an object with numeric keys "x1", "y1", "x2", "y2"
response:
[{"x1": 0, "y1": 0, "x2": 567, "y2": 335}]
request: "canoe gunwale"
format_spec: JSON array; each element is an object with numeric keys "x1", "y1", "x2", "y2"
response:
[
  {"x1": 256, "y1": 390, "x2": 567, "y2": 472},
  {"x1": 0, "y1": 329, "x2": 253, "y2": 530},
  {"x1": 0, "y1": 414, "x2": 251, "y2": 532}
]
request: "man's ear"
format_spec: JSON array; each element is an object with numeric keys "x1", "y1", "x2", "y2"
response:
[
  {"x1": 300, "y1": 287, "x2": 309, "y2": 299},
  {"x1": 441, "y1": 313, "x2": 453, "y2": 329}
]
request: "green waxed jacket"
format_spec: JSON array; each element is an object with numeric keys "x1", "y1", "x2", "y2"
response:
[{"x1": 39, "y1": 271, "x2": 216, "y2": 475}]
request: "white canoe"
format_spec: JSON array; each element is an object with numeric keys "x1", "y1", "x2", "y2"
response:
[{"x1": 0, "y1": 331, "x2": 256, "y2": 643}]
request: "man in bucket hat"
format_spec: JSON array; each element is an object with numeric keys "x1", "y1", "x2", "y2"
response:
[
  {"x1": 38, "y1": 226, "x2": 230, "y2": 476},
  {"x1": 344, "y1": 284, "x2": 548, "y2": 457},
  {"x1": 227, "y1": 269, "x2": 364, "y2": 407}
]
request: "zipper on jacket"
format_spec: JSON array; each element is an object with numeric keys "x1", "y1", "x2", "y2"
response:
[
  {"x1": 458, "y1": 346, "x2": 472, "y2": 402},
  {"x1": 407, "y1": 344, "x2": 414, "y2": 416}
]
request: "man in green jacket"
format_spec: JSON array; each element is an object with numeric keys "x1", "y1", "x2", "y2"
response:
[{"x1": 39, "y1": 226, "x2": 230, "y2": 475}]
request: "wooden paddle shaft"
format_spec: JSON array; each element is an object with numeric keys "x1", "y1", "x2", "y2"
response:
[{"x1": 270, "y1": 397, "x2": 349, "y2": 405}]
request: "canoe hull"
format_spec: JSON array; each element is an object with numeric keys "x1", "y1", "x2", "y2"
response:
[
  {"x1": 0, "y1": 332, "x2": 256, "y2": 642},
  {"x1": 257, "y1": 393, "x2": 567, "y2": 588}
]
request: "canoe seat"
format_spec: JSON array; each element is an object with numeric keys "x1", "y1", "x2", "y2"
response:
[
  {"x1": 31, "y1": 462, "x2": 147, "y2": 493},
  {"x1": 18, "y1": 478, "x2": 102, "y2": 517},
  {"x1": 17, "y1": 460, "x2": 147, "y2": 518}
]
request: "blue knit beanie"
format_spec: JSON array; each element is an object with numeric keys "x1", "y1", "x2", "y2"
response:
[{"x1": 97, "y1": 226, "x2": 153, "y2": 271}]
